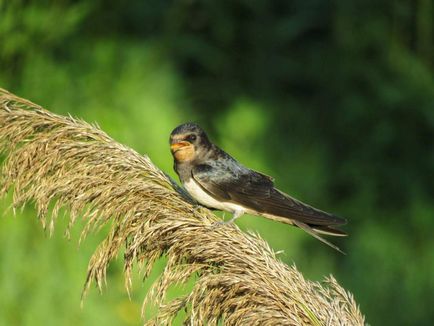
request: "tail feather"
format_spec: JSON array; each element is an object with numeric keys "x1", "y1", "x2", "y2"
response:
[
  {"x1": 293, "y1": 221, "x2": 346, "y2": 254},
  {"x1": 312, "y1": 225, "x2": 347, "y2": 237}
]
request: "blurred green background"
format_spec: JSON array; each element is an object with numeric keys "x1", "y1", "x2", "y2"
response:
[{"x1": 0, "y1": 0, "x2": 433, "y2": 325}]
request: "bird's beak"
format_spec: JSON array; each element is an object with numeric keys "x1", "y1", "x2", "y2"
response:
[{"x1": 170, "y1": 140, "x2": 190, "y2": 153}]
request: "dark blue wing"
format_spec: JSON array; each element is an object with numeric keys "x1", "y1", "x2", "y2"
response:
[{"x1": 192, "y1": 162, "x2": 346, "y2": 227}]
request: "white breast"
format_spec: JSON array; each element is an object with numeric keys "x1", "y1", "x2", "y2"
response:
[{"x1": 183, "y1": 178, "x2": 246, "y2": 214}]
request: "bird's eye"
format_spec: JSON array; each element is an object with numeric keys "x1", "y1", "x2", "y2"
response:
[{"x1": 188, "y1": 134, "x2": 197, "y2": 142}]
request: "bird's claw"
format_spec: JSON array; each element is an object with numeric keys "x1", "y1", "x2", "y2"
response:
[
  {"x1": 191, "y1": 204, "x2": 204, "y2": 217},
  {"x1": 192, "y1": 204, "x2": 201, "y2": 212},
  {"x1": 210, "y1": 220, "x2": 234, "y2": 229}
]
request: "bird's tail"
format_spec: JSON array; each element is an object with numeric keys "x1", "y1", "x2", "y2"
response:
[
  {"x1": 293, "y1": 221, "x2": 346, "y2": 254},
  {"x1": 312, "y1": 225, "x2": 347, "y2": 237}
]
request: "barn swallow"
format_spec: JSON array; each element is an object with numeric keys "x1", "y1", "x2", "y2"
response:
[{"x1": 169, "y1": 123, "x2": 347, "y2": 252}]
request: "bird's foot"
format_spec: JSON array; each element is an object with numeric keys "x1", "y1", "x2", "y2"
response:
[
  {"x1": 210, "y1": 220, "x2": 235, "y2": 229},
  {"x1": 210, "y1": 210, "x2": 244, "y2": 229},
  {"x1": 192, "y1": 204, "x2": 201, "y2": 212}
]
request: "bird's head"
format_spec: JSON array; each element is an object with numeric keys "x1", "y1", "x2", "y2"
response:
[{"x1": 169, "y1": 123, "x2": 211, "y2": 162}]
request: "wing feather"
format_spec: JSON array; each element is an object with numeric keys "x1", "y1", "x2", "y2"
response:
[{"x1": 192, "y1": 163, "x2": 346, "y2": 228}]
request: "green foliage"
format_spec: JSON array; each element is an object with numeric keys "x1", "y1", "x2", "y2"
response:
[{"x1": 0, "y1": 0, "x2": 433, "y2": 325}]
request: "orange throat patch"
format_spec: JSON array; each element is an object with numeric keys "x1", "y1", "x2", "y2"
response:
[{"x1": 173, "y1": 145, "x2": 195, "y2": 162}]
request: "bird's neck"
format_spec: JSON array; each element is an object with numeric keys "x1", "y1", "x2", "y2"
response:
[
  {"x1": 174, "y1": 160, "x2": 193, "y2": 183},
  {"x1": 174, "y1": 144, "x2": 216, "y2": 183},
  {"x1": 195, "y1": 143, "x2": 215, "y2": 161}
]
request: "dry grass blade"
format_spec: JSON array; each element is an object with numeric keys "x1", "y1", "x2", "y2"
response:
[{"x1": 0, "y1": 88, "x2": 365, "y2": 325}]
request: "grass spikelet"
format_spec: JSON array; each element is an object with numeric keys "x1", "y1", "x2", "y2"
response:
[{"x1": 0, "y1": 88, "x2": 365, "y2": 325}]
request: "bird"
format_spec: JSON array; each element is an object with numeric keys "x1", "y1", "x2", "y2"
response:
[{"x1": 169, "y1": 122, "x2": 347, "y2": 252}]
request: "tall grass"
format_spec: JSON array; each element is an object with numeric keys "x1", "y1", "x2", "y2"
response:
[{"x1": 0, "y1": 88, "x2": 365, "y2": 325}]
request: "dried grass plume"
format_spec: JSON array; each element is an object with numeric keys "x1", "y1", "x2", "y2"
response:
[{"x1": 0, "y1": 88, "x2": 365, "y2": 325}]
